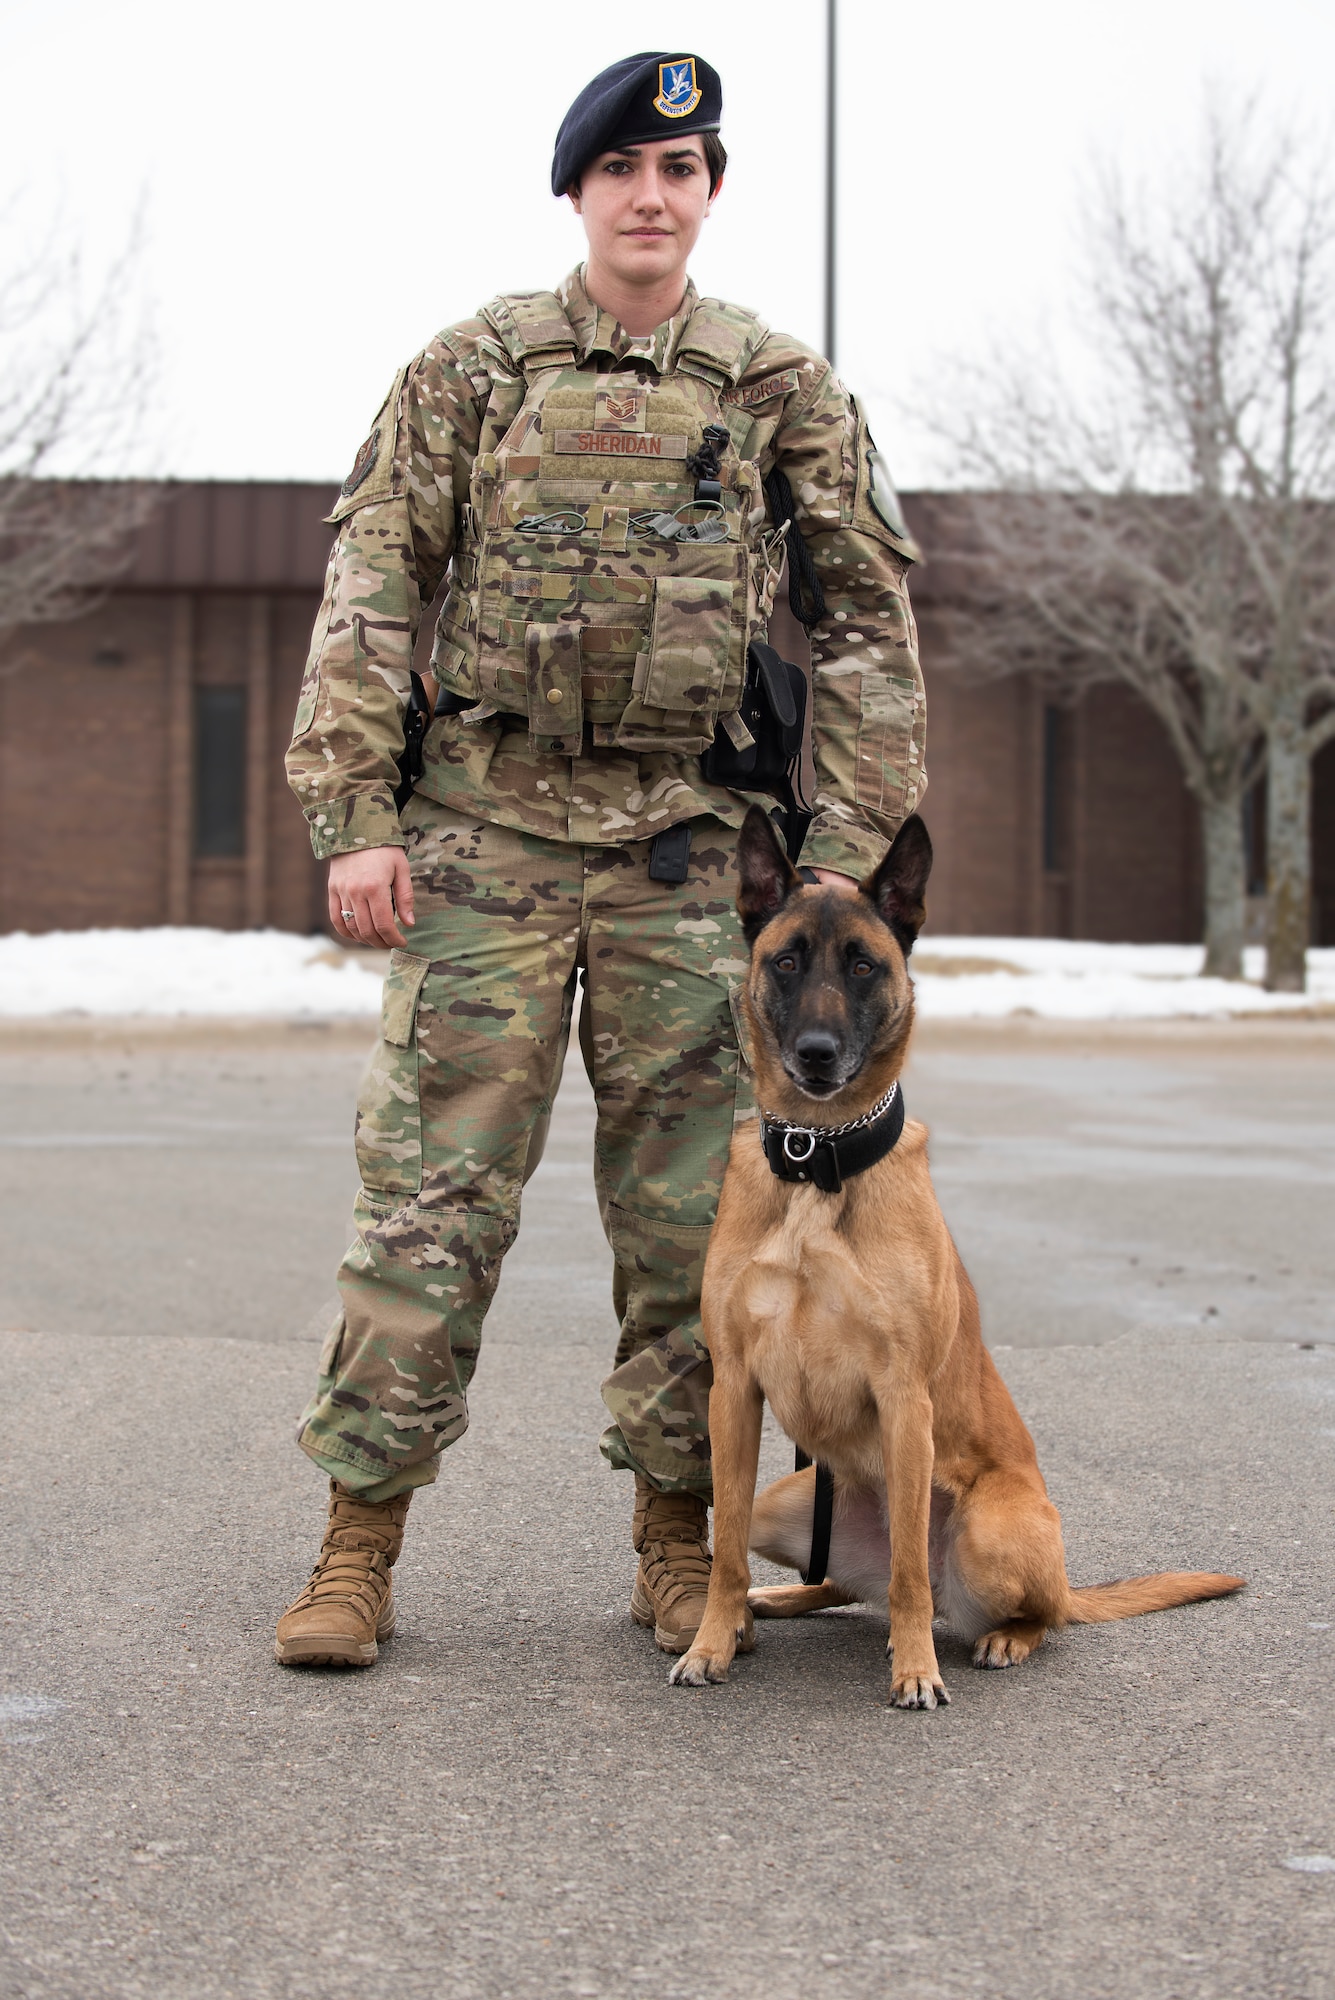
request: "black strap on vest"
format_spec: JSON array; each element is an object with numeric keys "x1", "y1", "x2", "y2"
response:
[
  {"x1": 764, "y1": 467, "x2": 826, "y2": 631},
  {"x1": 792, "y1": 1450, "x2": 835, "y2": 1585},
  {"x1": 759, "y1": 1082, "x2": 905, "y2": 1195}
]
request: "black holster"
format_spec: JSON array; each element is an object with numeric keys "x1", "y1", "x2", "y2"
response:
[
  {"x1": 393, "y1": 671, "x2": 432, "y2": 812},
  {"x1": 700, "y1": 641, "x2": 813, "y2": 862}
]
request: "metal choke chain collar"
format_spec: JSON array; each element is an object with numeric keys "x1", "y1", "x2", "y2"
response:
[{"x1": 763, "y1": 1080, "x2": 901, "y2": 1163}]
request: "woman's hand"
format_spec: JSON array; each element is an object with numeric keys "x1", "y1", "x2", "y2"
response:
[
  {"x1": 328, "y1": 847, "x2": 415, "y2": 949},
  {"x1": 806, "y1": 868, "x2": 859, "y2": 895}
]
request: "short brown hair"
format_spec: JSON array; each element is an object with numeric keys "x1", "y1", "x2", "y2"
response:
[{"x1": 701, "y1": 133, "x2": 728, "y2": 195}]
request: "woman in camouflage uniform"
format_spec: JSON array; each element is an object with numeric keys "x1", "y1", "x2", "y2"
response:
[{"x1": 276, "y1": 50, "x2": 926, "y2": 1669}]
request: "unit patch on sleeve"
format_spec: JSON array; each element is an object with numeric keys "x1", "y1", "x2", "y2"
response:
[
  {"x1": 721, "y1": 369, "x2": 799, "y2": 410},
  {"x1": 340, "y1": 425, "x2": 381, "y2": 497}
]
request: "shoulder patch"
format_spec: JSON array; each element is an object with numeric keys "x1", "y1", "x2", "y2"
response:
[
  {"x1": 722, "y1": 369, "x2": 800, "y2": 409},
  {"x1": 324, "y1": 363, "x2": 410, "y2": 524},
  {"x1": 340, "y1": 426, "x2": 381, "y2": 498},
  {"x1": 853, "y1": 431, "x2": 922, "y2": 564}
]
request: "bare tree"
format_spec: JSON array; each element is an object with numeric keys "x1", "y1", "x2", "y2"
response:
[
  {"x1": 0, "y1": 209, "x2": 160, "y2": 652},
  {"x1": 936, "y1": 492, "x2": 1268, "y2": 979},
  {"x1": 931, "y1": 101, "x2": 1335, "y2": 990}
]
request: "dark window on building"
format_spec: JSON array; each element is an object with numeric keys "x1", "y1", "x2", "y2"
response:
[
  {"x1": 1041, "y1": 704, "x2": 1071, "y2": 873},
  {"x1": 195, "y1": 686, "x2": 247, "y2": 857}
]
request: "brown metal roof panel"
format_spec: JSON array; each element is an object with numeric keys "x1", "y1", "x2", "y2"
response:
[
  {"x1": 120, "y1": 482, "x2": 340, "y2": 587},
  {"x1": 105, "y1": 480, "x2": 953, "y2": 591}
]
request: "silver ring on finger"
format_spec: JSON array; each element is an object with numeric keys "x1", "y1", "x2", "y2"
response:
[{"x1": 341, "y1": 909, "x2": 356, "y2": 922}]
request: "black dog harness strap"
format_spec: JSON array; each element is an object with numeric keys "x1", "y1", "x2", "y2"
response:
[{"x1": 759, "y1": 1081, "x2": 905, "y2": 1194}]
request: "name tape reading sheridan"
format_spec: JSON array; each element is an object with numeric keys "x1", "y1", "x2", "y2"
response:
[{"x1": 553, "y1": 431, "x2": 690, "y2": 458}]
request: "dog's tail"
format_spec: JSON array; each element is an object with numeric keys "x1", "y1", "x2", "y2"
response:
[{"x1": 1064, "y1": 1570, "x2": 1244, "y2": 1624}]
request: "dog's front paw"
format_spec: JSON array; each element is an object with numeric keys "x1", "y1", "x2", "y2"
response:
[
  {"x1": 889, "y1": 1672, "x2": 950, "y2": 1710},
  {"x1": 669, "y1": 1645, "x2": 732, "y2": 1687}
]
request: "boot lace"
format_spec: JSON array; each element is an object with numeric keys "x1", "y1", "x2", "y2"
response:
[
  {"x1": 640, "y1": 1536, "x2": 713, "y2": 1609},
  {"x1": 287, "y1": 1491, "x2": 406, "y2": 1618},
  {"x1": 636, "y1": 1493, "x2": 712, "y2": 1608}
]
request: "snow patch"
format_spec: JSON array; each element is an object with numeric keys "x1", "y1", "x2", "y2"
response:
[
  {"x1": 0, "y1": 927, "x2": 384, "y2": 1019},
  {"x1": 912, "y1": 938, "x2": 1335, "y2": 1020},
  {"x1": 0, "y1": 927, "x2": 1331, "y2": 1022}
]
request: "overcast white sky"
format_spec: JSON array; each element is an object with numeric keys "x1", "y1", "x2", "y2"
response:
[{"x1": 4, "y1": 0, "x2": 1333, "y2": 487}]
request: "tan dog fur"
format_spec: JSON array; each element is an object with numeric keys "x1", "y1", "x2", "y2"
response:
[{"x1": 671, "y1": 809, "x2": 1244, "y2": 1707}]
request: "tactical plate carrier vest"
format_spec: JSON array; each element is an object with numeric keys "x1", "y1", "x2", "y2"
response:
[{"x1": 430, "y1": 290, "x2": 789, "y2": 755}]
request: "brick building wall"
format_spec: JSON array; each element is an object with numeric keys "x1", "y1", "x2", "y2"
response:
[
  {"x1": 909, "y1": 538, "x2": 1205, "y2": 943},
  {"x1": 0, "y1": 484, "x2": 337, "y2": 937},
  {"x1": 1, "y1": 481, "x2": 1327, "y2": 943}
]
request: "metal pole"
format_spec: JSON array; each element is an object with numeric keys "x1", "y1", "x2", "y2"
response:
[{"x1": 824, "y1": 0, "x2": 836, "y2": 366}]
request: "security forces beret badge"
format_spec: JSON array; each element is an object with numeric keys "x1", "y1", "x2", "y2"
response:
[{"x1": 653, "y1": 59, "x2": 702, "y2": 120}]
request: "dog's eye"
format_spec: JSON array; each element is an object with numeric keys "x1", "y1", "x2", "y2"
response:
[
  {"x1": 851, "y1": 958, "x2": 876, "y2": 977},
  {"x1": 772, "y1": 953, "x2": 797, "y2": 975}
]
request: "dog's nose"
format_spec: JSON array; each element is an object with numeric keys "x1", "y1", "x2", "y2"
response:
[{"x1": 794, "y1": 1030, "x2": 840, "y2": 1074}]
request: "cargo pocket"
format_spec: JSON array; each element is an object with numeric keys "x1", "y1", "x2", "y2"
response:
[
  {"x1": 641, "y1": 576, "x2": 735, "y2": 713},
  {"x1": 292, "y1": 678, "x2": 318, "y2": 736},
  {"x1": 855, "y1": 671, "x2": 918, "y2": 819},
  {"x1": 354, "y1": 949, "x2": 431, "y2": 1203}
]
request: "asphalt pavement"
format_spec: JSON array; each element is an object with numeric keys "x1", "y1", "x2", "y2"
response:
[{"x1": 1, "y1": 1013, "x2": 1332, "y2": 2000}]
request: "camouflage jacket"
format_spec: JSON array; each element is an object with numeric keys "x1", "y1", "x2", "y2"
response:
[{"x1": 287, "y1": 268, "x2": 926, "y2": 879}]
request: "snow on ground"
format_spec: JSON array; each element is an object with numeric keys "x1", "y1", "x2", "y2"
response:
[
  {"x1": 0, "y1": 927, "x2": 385, "y2": 1020},
  {"x1": 911, "y1": 937, "x2": 1335, "y2": 1019},
  {"x1": 0, "y1": 926, "x2": 1331, "y2": 1022}
]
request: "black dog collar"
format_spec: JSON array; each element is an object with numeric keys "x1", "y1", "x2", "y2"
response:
[{"x1": 759, "y1": 1081, "x2": 905, "y2": 1194}]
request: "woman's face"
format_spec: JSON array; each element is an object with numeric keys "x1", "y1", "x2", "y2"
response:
[{"x1": 569, "y1": 137, "x2": 718, "y2": 292}]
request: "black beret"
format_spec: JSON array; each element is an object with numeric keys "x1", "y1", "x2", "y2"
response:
[{"x1": 551, "y1": 52, "x2": 722, "y2": 197}]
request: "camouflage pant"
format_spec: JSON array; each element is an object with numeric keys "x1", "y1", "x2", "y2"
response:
[{"x1": 297, "y1": 806, "x2": 754, "y2": 1504}]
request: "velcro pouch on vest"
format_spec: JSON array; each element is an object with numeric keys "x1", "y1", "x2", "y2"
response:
[
  {"x1": 642, "y1": 576, "x2": 734, "y2": 710},
  {"x1": 525, "y1": 624, "x2": 583, "y2": 750},
  {"x1": 613, "y1": 576, "x2": 736, "y2": 752}
]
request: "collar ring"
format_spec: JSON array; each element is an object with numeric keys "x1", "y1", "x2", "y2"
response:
[{"x1": 782, "y1": 1128, "x2": 818, "y2": 1163}]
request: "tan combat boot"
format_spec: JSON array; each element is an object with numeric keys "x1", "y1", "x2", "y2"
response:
[
  {"x1": 274, "y1": 1482, "x2": 411, "y2": 1668},
  {"x1": 630, "y1": 1476, "x2": 752, "y2": 1655}
]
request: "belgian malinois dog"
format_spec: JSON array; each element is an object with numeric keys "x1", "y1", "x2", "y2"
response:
[{"x1": 671, "y1": 807, "x2": 1243, "y2": 1707}]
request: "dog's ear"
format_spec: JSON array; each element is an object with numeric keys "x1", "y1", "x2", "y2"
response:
[
  {"x1": 862, "y1": 814, "x2": 933, "y2": 955},
  {"x1": 736, "y1": 806, "x2": 801, "y2": 943}
]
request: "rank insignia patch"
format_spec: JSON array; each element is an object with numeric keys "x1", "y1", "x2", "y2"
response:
[
  {"x1": 595, "y1": 380, "x2": 648, "y2": 432},
  {"x1": 654, "y1": 58, "x2": 702, "y2": 120}
]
